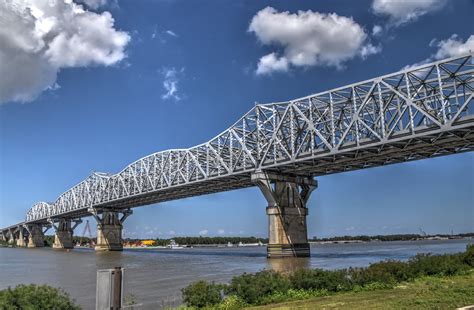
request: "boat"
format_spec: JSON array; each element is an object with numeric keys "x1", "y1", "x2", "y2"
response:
[{"x1": 167, "y1": 239, "x2": 184, "y2": 249}]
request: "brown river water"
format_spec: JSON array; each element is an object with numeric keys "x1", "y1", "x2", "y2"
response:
[{"x1": 0, "y1": 239, "x2": 471, "y2": 309}]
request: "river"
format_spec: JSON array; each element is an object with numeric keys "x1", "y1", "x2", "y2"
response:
[{"x1": 0, "y1": 239, "x2": 471, "y2": 309}]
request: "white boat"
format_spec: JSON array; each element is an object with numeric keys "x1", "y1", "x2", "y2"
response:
[{"x1": 167, "y1": 239, "x2": 184, "y2": 249}]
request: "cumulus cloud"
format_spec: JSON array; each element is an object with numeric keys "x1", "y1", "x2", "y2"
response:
[
  {"x1": 161, "y1": 67, "x2": 184, "y2": 101},
  {"x1": 402, "y1": 34, "x2": 474, "y2": 70},
  {"x1": 248, "y1": 7, "x2": 379, "y2": 75},
  {"x1": 199, "y1": 229, "x2": 208, "y2": 236},
  {"x1": 77, "y1": 0, "x2": 108, "y2": 9},
  {"x1": 432, "y1": 34, "x2": 474, "y2": 59},
  {"x1": 372, "y1": 0, "x2": 448, "y2": 26},
  {"x1": 217, "y1": 229, "x2": 225, "y2": 235},
  {"x1": 0, "y1": 0, "x2": 130, "y2": 104}
]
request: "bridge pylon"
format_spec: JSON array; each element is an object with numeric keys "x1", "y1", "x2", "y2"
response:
[
  {"x1": 252, "y1": 171, "x2": 317, "y2": 258},
  {"x1": 50, "y1": 219, "x2": 81, "y2": 249},
  {"x1": 25, "y1": 224, "x2": 45, "y2": 248},
  {"x1": 89, "y1": 208, "x2": 132, "y2": 251},
  {"x1": 16, "y1": 226, "x2": 27, "y2": 247}
]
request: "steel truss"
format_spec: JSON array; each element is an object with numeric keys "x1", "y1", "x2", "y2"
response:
[{"x1": 18, "y1": 54, "x2": 474, "y2": 224}]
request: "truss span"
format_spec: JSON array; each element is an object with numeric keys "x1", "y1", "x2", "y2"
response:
[{"x1": 24, "y1": 54, "x2": 474, "y2": 224}]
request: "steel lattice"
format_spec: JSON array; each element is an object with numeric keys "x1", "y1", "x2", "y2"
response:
[{"x1": 18, "y1": 54, "x2": 474, "y2": 224}]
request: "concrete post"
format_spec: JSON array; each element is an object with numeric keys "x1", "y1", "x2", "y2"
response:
[
  {"x1": 16, "y1": 227, "x2": 27, "y2": 247},
  {"x1": 252, "y1": 172, "x2": 317, "y2": 258},
  {"x1": 89, "y1": 208, "x2": 132, "y2": 251},
  {"x1": 26, "y1": 224, "x2": 45, "y2": 247},
  {"x1": 51, "y1": 219, "x2": 82, "y2": 249}
]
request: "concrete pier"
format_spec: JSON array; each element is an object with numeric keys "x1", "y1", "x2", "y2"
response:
[
  {"x1": 27, "y1": 224, "x2": 45, "y2": 247},
  {"x1": 7, "y1": 229, "x2": 15, "y2": 244},
  {"x1": 51, "y1": 219, "x2": 81, "y2": 249},
  {"x1": 16, "y1": 227, "x2": 27, "y2": 247},
  {"x1": 252, "y1": 172, "x2": 317, "y2": 258},
  {"x1": 89, "y1": 208, "x2": 132, "y2": 251}
]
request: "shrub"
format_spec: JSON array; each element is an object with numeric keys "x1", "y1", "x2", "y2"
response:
[
  {"x1": 181, "y1": 280, "x2": 223, "y2": 308},
  {"x1": 216, "y1": 295, "x2": 247, "y2": 310},
  {"x1": 227, "y1": 270, "x2": 291, "y2": 304},
  {"x1": 0, "y1": 284, "x2": 80, "y2": 309},
  {"x1": 289, "y1": 269, "x2": 352, "y2": 292},
  {"x1": 349, "y1": 260, "x2": 410, "y2": 286},
  {"x1": 463, "y1": 244, "x2": 474, "y2": 267},
  {"x1": 408, "y1": 253, "x2": 468, "y2": 277}
]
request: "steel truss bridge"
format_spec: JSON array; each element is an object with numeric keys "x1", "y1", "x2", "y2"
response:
[{"x1": 3, "y1": 54, "x2": 474, "y2": 229}]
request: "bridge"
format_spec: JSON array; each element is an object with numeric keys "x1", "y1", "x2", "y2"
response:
[{"x1": 1, "y1": 54, "x2": 473, "y2": 257}]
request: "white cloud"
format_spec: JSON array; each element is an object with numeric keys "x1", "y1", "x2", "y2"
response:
[
  {"x1": 402, "y1": 34, "x2": 474, "y2": 71},
  {"x1": 432, "y1": 34, "x2": 474, "y2": 59},
  {"x1": 0, "y1": 0, "x2": 130, "y2": 104},
  {"x1": 199, "y1": 229, "x2": 208, "y2": 236},
  {"x1": 165, "y1": 30, "x2": 178, "y2": 37},
  {"x1": 255, "y1": 53, "x2": 289, "y2": 75},
  {"x1": 345, "y1": 226, "x2": 355, "y2": 231},
  {"x1": 167, "y1": 230, "x2": 176, "y2": 236},
  {"x1": 217, "y1": 229, "x2": 225, "y2": 235},
  {"x1": 161, "y1": 67, "x2": 184, "y2": 101},
  {"x1": 372, "y1": 25, "x2": 383, "y2": 36},
  {"x1": 249, "y1": 7, "x2": 379, "y2": 75},
  {"x1": 372, "y1": 0, "x2": 448, "y2": 26},
  {"x1": 360, "y1": 44, "x2": 382, "y2": 59},
  {"x1": 77, "y1": 0, "x2": 108, "y2": 9}
]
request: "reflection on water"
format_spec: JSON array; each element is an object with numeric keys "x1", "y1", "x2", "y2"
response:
[
  {"x1": 268, "y1": 257, "x2": 310, "y2": 273},
  {"x1": 0, "y1": 239, "x2": 471, "y2": 309}
]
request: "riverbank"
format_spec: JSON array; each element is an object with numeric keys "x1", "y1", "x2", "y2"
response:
[
  {"x1": 180, "y1": 244, "x2": 474, "y2": 309},
  {"x1": 249, "y1": 273, "x2": 474, "y2": 309}
]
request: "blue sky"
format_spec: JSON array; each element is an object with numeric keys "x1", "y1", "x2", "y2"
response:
[{"x1": 0, "y1": 0, "x2": 473, "y2": 238}]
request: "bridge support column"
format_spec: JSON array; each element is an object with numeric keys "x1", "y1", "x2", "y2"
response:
[
  {"x1": 89, "y1": 208, "x2": 132, "y2": 251},
  {"x1": 50, "y1": 219, "x2": 81, "y2": 249},
  {"x1": 16, "y1": 227, "x2": 27, "y2": 247},
  {"x1": 252, "y1": 172, "x2": 317, "y2": 258},
  {"x1": 7, "y1": 229, "x2": 16, "y2": 244},
  {"x1": 26, "y1": 224, "x2": 45, "y2": 248}
]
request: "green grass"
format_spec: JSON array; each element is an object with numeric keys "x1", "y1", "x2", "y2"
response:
[{"x1": 249, "y1": 272, "x2": 474, "y2": 310}]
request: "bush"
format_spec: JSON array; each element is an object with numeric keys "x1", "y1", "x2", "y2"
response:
[
  {"x1": 349, "y1": 260, "x2": 410, "y2": 286},
  {"x1": 216, "y1": 295, "x2": 247, "y2": 310},
  {"x1": 0, "y1": 284, "x2": 80, "y2": 309},
  {"x1": 408, "y1": 253, "x2": 468, "y2": 277},
  {"x1": 181, "y1": 280, "x2": 223, "y2": 308},
  {"x1": 289, "y1": 269, "x2": 352, "y2": 292},
  {"x1": 463, "y1": 244, "x2": 474, "y2": 267},
  {"x1": 227, "y1": 270, "x2": 291, "y2": 304}
]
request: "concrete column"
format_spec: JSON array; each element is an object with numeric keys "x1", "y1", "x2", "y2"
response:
[
  {"x1": 89, "y1": 208, "x2": 132, "y2": 251},
  {"x1": 7, "y1": 229, "x2": 16, "y2": 244},
  {"x1": 16, "y1": 227, "x2": 27, "y2": 247},
  {"x1": 252, "y1": 172, "x2": 317, "y2": 258},
  {"x1": 51, "y1": 219, "x2": 81, "y2": 249},
  {"x1": 26, "y1": 224, "x2": 45, "y2": 248}
]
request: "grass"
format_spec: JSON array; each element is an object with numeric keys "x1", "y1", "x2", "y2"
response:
[{"x1": 249, "y1": 272, "x2": 474, "y2": 310}]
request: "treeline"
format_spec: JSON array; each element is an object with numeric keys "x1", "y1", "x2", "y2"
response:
[
  {"x1": 310, "y1": 233, "x2": 474, "y2": 242},
  {"x1": 124, "y1": 236, "x2": 268, "y2": 246},
  {"x1": 182, "y1": 244, "x2": 474, "y2": 308}
]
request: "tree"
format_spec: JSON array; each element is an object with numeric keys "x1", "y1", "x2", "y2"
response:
[{"x1": 0, "y1": 284, "x2": 80, "y2": 309}]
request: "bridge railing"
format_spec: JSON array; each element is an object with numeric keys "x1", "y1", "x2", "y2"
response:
[{"x1": 25, "y1": 54, "x2": 474, "y2": 223}]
